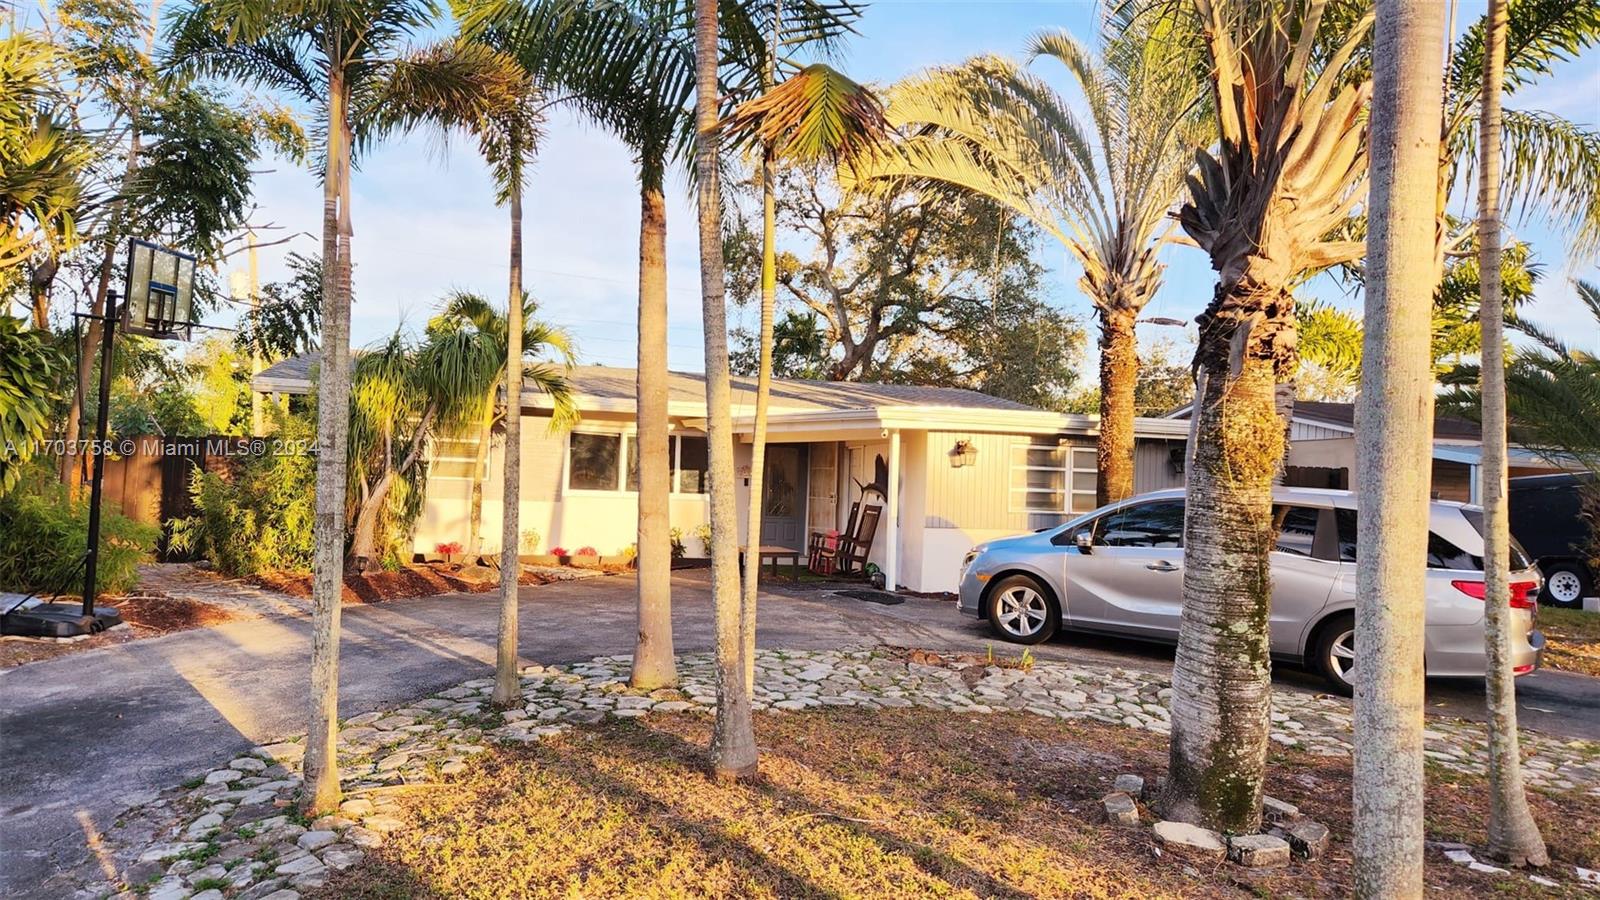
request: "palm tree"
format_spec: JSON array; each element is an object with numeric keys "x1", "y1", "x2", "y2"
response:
[
  {"x1": 850, "y1": 11, "x2": 1206, "y2": 507},
  {"x1": 722, "y1": 35, "x2": 887, "y2": 685},
  {"x1": 688, "y1": 0, "x2": 757, "y2": 781},
  {"x1": 1160, "y1": 0, "x2": 1372, "y2": 834},
  {"x1": 426, "y1": 292, "x2": 576, "y2": 704},
  {"x1": 168, "y1": 0, "x2": 512, "y2": 814},
  {"x1": 1472, "y1": 0, "x2": 1551, "y2": 869},
  {"x1": 1351, "y1": 0, "x2": 1451, "y2": 893}
]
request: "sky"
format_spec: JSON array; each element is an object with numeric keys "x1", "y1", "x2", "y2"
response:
[{"x1": 224, "y1": 0, "x2": 1600, "y2": 377}]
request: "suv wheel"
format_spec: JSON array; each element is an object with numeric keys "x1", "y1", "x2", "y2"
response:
[
  {"x1": 986, "y1": 575, "x2": 1058, "y2": 644},
  {"x1": 1312, "y1": 613, "x2": 1356, "y2": 696},
  {"x1": 1541, "y1": 562, "x2": 1591, "y2": 609}
]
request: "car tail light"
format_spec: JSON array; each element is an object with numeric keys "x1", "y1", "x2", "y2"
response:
[
  {"x1": 1513, "y1": 664, "x2": 1534, "y2": 675},
  {"x1": 1451, "y1": 580, "x2": 1538, "y2": 610}
]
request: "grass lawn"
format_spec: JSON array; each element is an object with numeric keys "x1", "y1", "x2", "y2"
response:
[
  {"x1": 313, "y1": 709, "x2": 1596, "y2": 899},
  {"x1": 1541, "y1": 607, "x2": 1600, "y2": 677}
]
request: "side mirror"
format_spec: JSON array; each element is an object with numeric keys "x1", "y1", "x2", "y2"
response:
[{"x1": 1074, "y1": 531, "x2": 1093, "y2": 554}]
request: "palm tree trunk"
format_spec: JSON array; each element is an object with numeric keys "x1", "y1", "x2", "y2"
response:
[
  {"x1": 694, "y1": 0, "x2": 758, "y2": 781},
  {"x1": 1477, "y1": 0, "x2": 1548, "y2": 868},
  {"x1": 465, "y1": 400, "x2": 495, "y2": 558},
  {"x1": 1096, "y1": 309, "x2": 1138, "y2": 506},
  {"x1": 348, "y1": 470, "x2": 395, "y2": 567},
  {"x1": 305, "y1": 61, "x2": 353, "y2": 816},
  {"x1": 29, "y1": 258, "x2": 56, "y2": 331},
  {"x1": 1353, "y1": 1, "x2": 1450, "y2": 893},
  {"x1": 1160, "y1": 340, "x2": 1280, "y2": 834},
  {"x1": 740, "y1": 142, "x2": 777, "y2": 692},
  {"x1": 631, "y1": 166, "x2": 677, "y2": 690},
  {"x1": 493, "y1": 177, "x2": 526, "y2": 708}
]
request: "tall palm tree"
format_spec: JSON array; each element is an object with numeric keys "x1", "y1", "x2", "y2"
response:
[
  {"x1": 1473, "y1": 0, "x2": 1550, "y2": 869},
  {"x1": 1160, "y1": 0, "x2": 1372, "y2": 834},
  {"x1": 168, "y1": 0, "x2": 512, "y2": 814},
  {"x1": 426, "y1": 292, "x2": 576, "y2": 703},
  {"x1": 850, "y1": 11, "x2": 1206, "y2": 507},
  {"x1": 722, "y1": 39, "x2": 887, "y2": 686},
  {"x1": 1352, "y1": 2, "x2": 1451, "y2": 892},
  {"x1": 689, "y1": 0, "x2": 757, "y2": 781}
]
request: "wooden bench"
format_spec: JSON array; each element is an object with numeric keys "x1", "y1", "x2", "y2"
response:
[{"x1": 739, "y1": 544, "x2": 803, "y2": 581}]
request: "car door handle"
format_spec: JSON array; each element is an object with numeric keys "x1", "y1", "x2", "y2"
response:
[{"x1": 1146, "y1": 561, "x2": 1179, "y2": 572}]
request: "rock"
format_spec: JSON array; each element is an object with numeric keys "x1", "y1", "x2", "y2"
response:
[
  {"x1": 440, "y1": 760, "x2": 468, "y2": 776},
  {"x1": 139, "y1": 842, "x2": 205, "y2": 863},
  {"x1": 1261, "y1": 795, "x2": 1299, "y2": 822},
  {"x1": 1152, "y1": 821, "x2": 1226, "y2": 858},
  {"x1": 204, "y1": 768, "x2": 240, "y2": 785},
  {"x1": 338, "y1": 799, "x2": 374, "y2": 818},
  {"x1": 320, "y1": 847, "x2": 364, "y2": 870},
  {"x1": 1443, "y1": 849, "x2": 1476, "y2": 865},
  {"x1": 230, "y1": 757, "x2": 268, "y2": 772},
  {"x1": 456, "y1": 564, "x2": 496, "y2": 583},
  {"x1": 1271, "y1": 819, "x2": 1331, "y2": 861},
  {"x1": 344, "y1": 826, "x2": 384, "y2": 849},
  {"x1": 1112, "y1": 774, "x2": 1145, "y2": 797},
  {"x1": 191, "y1": 891, "x2": 225, "y2": 900},
  {"x1": 1468, "y1": 861, "x2": 1510, "y2": 875},
  {"x1": 188, "y1": 863, "x2": 228, "y2": 884},
  {"x1": 186, "y1": 812, "x2": 224, "y2": 837},
  {"x1": 275, "y1": 854, "x2": 326, "y2": 877},
  {"x1": 255, "y1": 890, "x2": 301, "y2": 900},
  {"x1": 375, "y1": 752, "x2": 409, "y2": 771},
  {"x1": 297, "y1": 830, "x2": 339, "y2": 851},
  {"x1": 1228, "y1": 834, "x2": 1291, "y2": 868},
  {"x1": 146, "y1": 878, "x2": 190, "y2": 900},
  {"x1": 1101, "y1": 792, "x2": 1138, "y2": 826}
]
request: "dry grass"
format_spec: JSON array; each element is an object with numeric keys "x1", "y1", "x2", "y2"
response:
[
  {"x1": 314, "y1": 709, "x2": 1595, "y2": 899},
  {"x1": 1541, "y1": 607, "x2": 1600, "y2": 677}
]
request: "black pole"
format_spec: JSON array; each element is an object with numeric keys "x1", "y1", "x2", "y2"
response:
[{"x1": 82, "y1": 292, "x2": 119, "y2": 618}]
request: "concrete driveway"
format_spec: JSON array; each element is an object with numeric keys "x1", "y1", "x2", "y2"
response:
[{"x1": 3, "y1": 568, "x2": 1597, "y2": 896}]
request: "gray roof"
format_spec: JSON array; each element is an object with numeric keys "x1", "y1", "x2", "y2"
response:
[{"x1": 254, "y1": 354, "x2": 1039, "y2": 413}]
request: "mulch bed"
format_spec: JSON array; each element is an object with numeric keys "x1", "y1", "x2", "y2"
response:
[
  {"x1": 251, "y1": 562, "x2": 615, "y2": 604},
  {"x1": 0, "y1": 593, "x2": 237, "y2": 668},
  {"x1": 315, "y1": 708, "x2": 1597, "y2": 899}
]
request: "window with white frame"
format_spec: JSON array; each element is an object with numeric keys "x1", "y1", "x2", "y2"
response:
[
  {"x1": 565, "y1": 432, "x2": 710, "y2": 494},
  {"x1": 1009, "y1": 440, "x2": 1098, "y2": 514}
]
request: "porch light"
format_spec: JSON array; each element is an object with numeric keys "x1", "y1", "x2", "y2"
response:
[{"x1": 950, "y1": 440, "x2": 978, "y2": 468}]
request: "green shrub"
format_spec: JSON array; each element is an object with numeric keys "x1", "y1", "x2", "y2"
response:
[
  {"x1": 0, "y1": 467, "x2": 158, "y2": 595},
  {"x1": 168, "y1": 413, "x2": 316, "y2": 576}
]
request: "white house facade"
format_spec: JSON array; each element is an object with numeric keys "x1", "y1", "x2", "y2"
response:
[{"x1": 255, "y1": 357, "x2": 1191, "y2": 593}]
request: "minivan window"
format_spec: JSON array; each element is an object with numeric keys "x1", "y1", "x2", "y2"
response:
[
  {"x1": 1097, "y1": 501, "x2": 1184, "y2": 548},
  {"x1": 1458, "y1": 508, "x2": 1535, "y2": 569},
  {"x1": 1272, "y1": 506, "x2": 1321, "y2": 557},
  {"x1": 1334, "y1": 509, "x2": 1490, "y2": 570}
]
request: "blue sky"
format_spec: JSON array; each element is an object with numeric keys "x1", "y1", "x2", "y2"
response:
[{"x1": 231, "y1": 0, "x2": 1600, "y2": 375}]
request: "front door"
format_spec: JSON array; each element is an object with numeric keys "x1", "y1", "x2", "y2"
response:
[{"x1": 760, "y1": 445, "x2": 807, "y2": 550}]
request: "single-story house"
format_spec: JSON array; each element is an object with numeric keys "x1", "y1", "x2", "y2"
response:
[
  {"x1": 1164, "y1": 399, "x2": 1571, "y2": 503},
  {"x1": 254, "y1": 355, "x2": 1190, "y2": 593}
]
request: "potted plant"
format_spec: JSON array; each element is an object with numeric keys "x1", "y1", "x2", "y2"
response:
[
  {"x1": 435, "y1": 541, "x2": 464, "y2": 566},
  {"x1": 605, "y1": 544, "x2": 637, "y2": 569},
  {"x1": 549, "y1": 546, "x2": 570, "y2": 566},
  {"x1": 572, "y1": 545, "x2": 601, "y2": 568},
  {"x1": 518, "y1": 528, "x2": 546, "y2": 565}
]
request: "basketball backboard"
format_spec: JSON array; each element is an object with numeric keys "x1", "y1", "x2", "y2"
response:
[{"x1": 122, "y1": 239, "x2": 198, "y2": 340}]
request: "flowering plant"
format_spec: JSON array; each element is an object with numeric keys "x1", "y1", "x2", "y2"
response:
[
  {"x1": 435, "y1": 542, "x2": 463, "y2": 556},
  {"x1": 575, "y1": 546, "x2": 599, "y2": 557}
]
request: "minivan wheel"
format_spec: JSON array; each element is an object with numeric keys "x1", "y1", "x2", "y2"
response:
[
  {"x1": 1312, "y1": 613, "x2": 1356, "y2": 696},
  {"x1": 1540, "y1": 562, "x2": 1591, "y2": 609},
  {"x1": 986, "y1": 575, "x2": 1058, "y2": 645}
]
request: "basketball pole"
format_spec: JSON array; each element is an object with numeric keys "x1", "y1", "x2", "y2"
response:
[{"x1": 81, "y1": 290, "x2": 120, "y2": 618}]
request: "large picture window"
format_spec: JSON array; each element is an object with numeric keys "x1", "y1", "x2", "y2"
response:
[
  {"x1": 565, "y1": 431, "x2": 710, "y2": 494},
  {"x1": 1009, "y1": 441, "x2": 1098, "y2": 514}
]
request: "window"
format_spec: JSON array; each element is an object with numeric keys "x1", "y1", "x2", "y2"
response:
[
  {"x1": 568, "y1": 433, "x2": 621, "y2": 491},
  {"x1": 1334, "y1": 509, "x2": 1486, "y2": 570},
  {"x1": 1010, "y1": 441, "x2": 1098, "y2": 514},
  {"x1": 675, "y1": 436, "x2": 709, "y2": 494},
  {"x1": 566, "y1": 432, "x2": 710, "y2": 494},
  {"x1": 1096, "y1": 501, "x2": 1184, "y2": 548},
  {"x1": 1272, "y1": 506, "x2": 1321, "y2": 557}
]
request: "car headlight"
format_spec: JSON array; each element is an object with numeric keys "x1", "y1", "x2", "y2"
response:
[{"x1": 961, "y1": 549, "x2": 980, "y2": 575}]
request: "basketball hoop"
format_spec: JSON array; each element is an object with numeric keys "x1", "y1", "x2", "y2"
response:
[{"x1": 122, "y1": 239, "x2": 199, "y2": 341}]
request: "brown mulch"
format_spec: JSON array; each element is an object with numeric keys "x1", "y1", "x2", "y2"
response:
[
  {"x1": 251, "y1": 562, "x2": 607, "y2": 605},
  {"x1": 0, "y1": 593, "x2": 237, "y2": 668},
  {"x1": 316, "y1": 708, "x2": 1596, "y2": 900}
]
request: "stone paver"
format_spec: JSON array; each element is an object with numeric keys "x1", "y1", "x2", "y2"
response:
[{"x1": 70, "y1": 648, "x2": 1600, "y2": 898}]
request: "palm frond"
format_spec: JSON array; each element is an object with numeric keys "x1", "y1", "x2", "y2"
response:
[{"x1": 720, "y1": 63, "x2": 886, "y2": 164}]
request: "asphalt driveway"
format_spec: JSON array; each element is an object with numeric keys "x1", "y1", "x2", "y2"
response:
[{"x1": 2, "y1": 568, "x2": 1597, "y2": 896}]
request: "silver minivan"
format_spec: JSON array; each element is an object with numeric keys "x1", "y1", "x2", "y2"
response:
[{"x1": 956, "y1": 487, "x2": 1546, "y2": 692}]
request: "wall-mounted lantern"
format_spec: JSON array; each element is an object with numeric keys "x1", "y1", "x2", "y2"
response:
[{"x1": 950, "y1": 439, "x2": 979, "y2": 468}]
